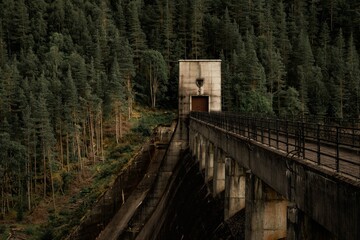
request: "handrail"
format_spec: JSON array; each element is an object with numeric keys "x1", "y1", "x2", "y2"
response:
[{"x1": 190, "y1": 112, "x2": 360, "y2": 179}]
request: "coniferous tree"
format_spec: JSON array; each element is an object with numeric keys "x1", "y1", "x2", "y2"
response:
[
  {"x1": 273, "y1": 1, "x2": 291, "y2": 66},
  {"x1": 219, "y1": 8, "x2": 240, "y2": 58},
  {"x1": 220, "y1": 52, "x2": 233, "y2": 111},
  {"x1": 330, "y1": 29, "x2": 346, "y2": 118},
  {"x1": 175, "y1": 0, "x2": 191, "y2": 58},
  {"x1": 63, "y1": 66, "x2": 82, "y2": 170},
  {"x1": 109, "y1": 56, "x2": 126, "y2": 143},
  {"x1": 344, "y1": 34, "x2": 360, "y2": 118},
  {"x1": 307, "y1": 0, "x2": 320, "y2": 45},
  {"x1": 113, "y1": 0, "x2": 127, "y2": 37},
  {"x1": 141, "y1": 50, "x2": 168, "y2": 108},
  {"x1": 27, "y1": 0, "x2": 48, "y2": 50},
  {"x1": 161, "y1": 0, "x2": 176, "y2": 67},
  {"x1": 48, "y1": 0, "x2": 65, "y2": 32},
  {"x1": 190, "y1": 0, "x2": 207, "y2": 59},
  {"x1": 316, "y1": 22, "x2": 331, "y2": 80},
  {"x1": 118, "y1": 38, "x2": 135, "y2": 118},
  {"x1": 128, "y1": 0, "x2": 147, "y2": 61},
  {"x1": 0, "y1": 0, "x2": 360, "y2": 226}
]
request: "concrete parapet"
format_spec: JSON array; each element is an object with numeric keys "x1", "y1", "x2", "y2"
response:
[{"x1": 190, "y1": 118, "x2": 360, "y2": 239}]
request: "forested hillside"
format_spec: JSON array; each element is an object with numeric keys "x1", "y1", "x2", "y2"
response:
[{"x1": 0, "y1": 0, "x2": 360, "y2": 236}]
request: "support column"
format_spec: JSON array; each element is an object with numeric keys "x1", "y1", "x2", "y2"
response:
[
  {"x1": 245, "y1": 172, "x2": 287, "y2": 240},
  {"x1": 205, "y1": 142, "x2": 214, "y2": 182},
  {"x1": 189, "y1": 130, "x2": 195, "y2": 156},
  {"x1": 224, "y1": 158, "x2": 246, "y2": 220},
  {"x1": 213, "y1": 147, "x2": 225, "y2": 197},
  {"x1": 200, "y1": 137, "x2": 206, "y2": 170},
  {"x1": 196, "y1": 135, "x2": 201, "y2": 163},
  {"x1": 287, "y1": 204, "x2": 336, "y2": 240}
]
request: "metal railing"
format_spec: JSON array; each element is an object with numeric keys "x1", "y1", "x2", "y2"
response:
[{"x1": 190, "y1": 112, "x2": 360, "y2": 179}]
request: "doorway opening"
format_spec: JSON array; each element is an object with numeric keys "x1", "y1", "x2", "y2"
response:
[{"x1": 191, "y1": 96, "x2": 209, "y2": 112}]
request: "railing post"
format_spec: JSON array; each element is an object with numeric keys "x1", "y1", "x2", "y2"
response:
[
  {"x1": 276, "y1": 118, "x2": 279, "y2": 149},
  {"x1": 261, "y1": 118, "x2": 264, "y2": 144},
  {"x1": 268, "y1": 120, "x2": 271, "y2": 146},
  {"x1": 302, "y1": 122, "x2": 305, "y2": 159},
  {"x1": 286, "y1": 120, "x2": 289, "y2": 153},
  {"x1": 352, "y1": 125, "x2": 355, "y2": 147},
  {"x1": 295, "y1": 121, "x2": 301, "y2": 157},
  {"x1": 252, "y1": 117, "x2": 257, "y2": 141},
  {"x1": 336, "y1": 126, "x2": 339, "y2": 172},
  {"x1": 317, "y1": 124, "x2": 321, "y2": 165}
]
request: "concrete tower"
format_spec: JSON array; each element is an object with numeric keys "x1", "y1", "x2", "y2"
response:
[{"x1": 178, "y1": 60, "x2": 221, "y2": 119}]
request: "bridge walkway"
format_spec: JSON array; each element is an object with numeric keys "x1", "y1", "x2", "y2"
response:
[{"x1": 190, "y1": 112, "x2": 360, "y2": 181}]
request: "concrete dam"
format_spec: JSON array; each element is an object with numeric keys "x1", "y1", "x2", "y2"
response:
[
  {"x1": 69, "y1": 119, "x2": 246, "y2": 240},
  {"x1": 68, "y1": 60, "x2": 359, "y2": 239}
]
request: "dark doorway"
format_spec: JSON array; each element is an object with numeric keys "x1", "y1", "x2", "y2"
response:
[{"x1": 191, "y1": 96, "x2": 209, "y2": 112}]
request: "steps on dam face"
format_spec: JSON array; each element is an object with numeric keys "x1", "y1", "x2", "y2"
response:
[
  {"x1": 96, "y1": 120, "x2": 187, "y2": 240},
  {"x1": 118, "y1": 120, "x2": 188, "y2": 239}
]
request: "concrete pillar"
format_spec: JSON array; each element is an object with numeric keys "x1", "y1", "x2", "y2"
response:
[
  {"x1": 189, "y1": 130, "x2": 195, "y2": 155},
  {"x1": 196, "y1": 135, "x2": 201, "y2": 163},
  {"x1": 192, "y1": 133, "x2": 197, "y2": 157},
  {"x1": 200, "y1": 137, "x2": 206, "y2": 170},
  {"x1": 224, "y1": 158, "x2": 246, "y2": 220},
  {"x1": 213, "y1": 147, "x2": 225, "y2": 197},
  {"x1": 205, "y1": 142, "x2": 214, "y2": 182},
  {"x1": 245, "y1": 172, "x2": 287, "y2": 240},
  {"x1": 287, "y1": 204, "x2": 336, "y2": 240}
]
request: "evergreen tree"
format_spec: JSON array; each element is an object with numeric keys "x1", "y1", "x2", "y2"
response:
[
  {"x1": 230, "y1": 0, "x2": 252, "y2": 33},
  {"x1": 344, "y1": 34, "x2": 360, "y2": 118},
  {"x1": 190, "y1": 0, "x2": 207, "y2": 59},
  {"x1": 109, "y1": 56, "x2": 126, "y2": 142},
  {"x1": 118, "y1": 38, "x2": 135, "y2": 118},
  {"x1": 220, "y1": 52, "x2": 233, "y2": 111},
  {"x1": 62, "y1": 66, "x2": 82, "y2": 170},
  {"x1": 161, "y1": 0, "x2": 176, "y2": 67},
  {"x1": 330, "y1": 29, "x2": 346, "y2": 118},
  {"x1": 316, "y1": 22, "x2": 331, "y2": 80},
  {"x1": 307, "y1": 0, "x2": 320, "y2": 45},
  {"x1": 141, "y1": 50, "x2": 168, "y2": 108},
  {"x1": 27, "y1": 0, "x2": 48, "y2": 50},
  {"x1": 218, "y1": 8, "x2": 240, "y2": 58},
  {"x1": 48, "y1": 0, "x2": 65, "y2": 32},
  {"x1": 128, "y1": 0, "x2": 147, "y2": 60},
  {"x1": 113, "y1": 0, "x2": 127, "y2": 37},
  {"x1": 273, "y1": 1, "x2": 291, "y2": 66},
  {"x1": 175, "y1": 0, "x2": 191, "y2": 58}
]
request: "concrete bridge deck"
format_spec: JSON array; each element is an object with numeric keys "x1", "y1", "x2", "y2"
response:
[{"x1": 189, "y1": 113, "x2": 360, "y2": 240}]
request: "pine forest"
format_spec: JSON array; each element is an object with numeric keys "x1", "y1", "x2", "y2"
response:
[{"x1": 0, "y1": 0, "x2": 360, "y2": 238}]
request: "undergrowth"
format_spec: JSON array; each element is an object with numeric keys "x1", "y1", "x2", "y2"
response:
[{"x1": 32, "y1": 109, "x2": 176, "y2": 240}]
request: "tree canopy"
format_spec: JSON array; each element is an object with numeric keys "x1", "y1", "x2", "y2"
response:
[{"x1": 1, "y1": 0, "x2": 360, "y2": 232}]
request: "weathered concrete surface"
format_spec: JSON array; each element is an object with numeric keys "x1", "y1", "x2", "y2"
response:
[
  {"x1": 205, "y1": 142, "x2": 214, "y2": 181},
  {"x1": 213, "y1": 147, "x2": 225, "y2": 196},
  {"x1": 178, "y1": 60, "x2": 221, "y2": 119},
  {"x1": 190, "y1": 118, "x2": 360, "y2": 240},
  {"x1": 66, "y1": 142, "x2": 154, "y2": 240},
  {"x1": 95, "y1": 150, "x2": 165, "y2": 240},
  {"x1": 224, "y1": 158, "x2": 246, "y2": 220},
  {"x1": 245, "y1": 173, "x2": 287, "y2": 240},
  {"x1": 94, "y1": 123, "x2": 177, "y2": 240},
  {"x1": 133, "y1": 120, "x2": 188, "y2": 239}
]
